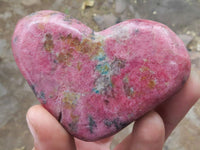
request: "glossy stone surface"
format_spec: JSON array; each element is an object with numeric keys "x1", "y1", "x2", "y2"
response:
[{"x1": 12, "y1": 10, "x2": 190, "y2": 141}]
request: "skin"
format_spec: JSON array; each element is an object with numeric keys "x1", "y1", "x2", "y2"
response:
[{"x1": 27, "y1": 69, "x2": 200, "y2": 150}]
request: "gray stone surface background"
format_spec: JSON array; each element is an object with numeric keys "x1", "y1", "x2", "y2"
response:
[{"x1": 0, "y1": 0, "x2": 200, "y2": 150}]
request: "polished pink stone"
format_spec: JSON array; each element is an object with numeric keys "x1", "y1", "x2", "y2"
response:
[{"x1": 12, "y1": 10, "x2": 191, "y2": 141}]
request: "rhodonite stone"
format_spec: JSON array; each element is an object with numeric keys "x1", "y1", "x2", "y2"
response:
[{"x1": 12, "y1": 10, "x2": 191, "y2": 141}]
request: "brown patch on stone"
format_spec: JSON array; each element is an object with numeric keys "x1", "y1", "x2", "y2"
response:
[
  {"x1": 57, "y1": 51, "x2": 73, "y2": 64},
  {"x1": 66, "y1": 52, "x2": 73, "y2": 58},
  {"x1": 64, "y1": 35, "x2": 101, "y2": 57},
  {"x1": 68, "y1": 47, "x2": 74, "y2": 53},
  {"x1": 68, "y1": 113, "x2": 80, "y2": 132},
  {"x1": 77, "y1": 62, "x2": 82, "y2": 71},
  {"x1": 57, "y1": 34, "x2": 103, "y2": 66},
  {"x1": 71, "y1": 113, "x2": 80, "y2": 122},
  {"x1": 89, "y1": 42, "x2": 102, "y2": 56},
  {"x1": 139, "y1": 66, "x2": 150, "y2": 72},
  {"x1": 71, "y1": 37, "x2": 80, "y2": 47},
  {"x1": 57, "y1": 52, "x2": 66, "y2": 63},
  {"x1": 62, "y1": 92, "x2": 81, "y2": 110},
  {"x1": 37, "y1": 23, "x2": 45, "y2": 30},
  {"x1": 80, "y1": 38, "x2": 91, "y2": 53},
  {"x1": 44, "y1": 33, "x2": 54, "y2": 52},
  {"x1": 60, "y1": 35, "x2": 68, "y2": 41},
  {"x1": 148, "y1": 80, "x2": 156, "y2": 89},
  {"x1": 141, "y1": 76, "x2": 147, "y2": 80}
]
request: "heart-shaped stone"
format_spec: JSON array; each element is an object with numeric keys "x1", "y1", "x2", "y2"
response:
[{"x1": 12, "y1": 10, "x2": 190, "y2": 141}]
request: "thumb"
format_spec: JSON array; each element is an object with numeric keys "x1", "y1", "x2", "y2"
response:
[{"x1": 26, "y1": 105, "x2": 76, "y2": 150}]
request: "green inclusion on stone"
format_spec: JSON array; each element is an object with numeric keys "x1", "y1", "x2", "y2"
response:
[
  {"x1": 96, "y1": 62, "x2": 110, "y2": 75},
  {"x1": 92, "y1": 88, "x2": 100, "y2": 94}
]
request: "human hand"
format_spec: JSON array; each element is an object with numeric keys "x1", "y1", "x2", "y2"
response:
[{"x1": 26, "y1": 69, "x2": 200, "y2": 150}]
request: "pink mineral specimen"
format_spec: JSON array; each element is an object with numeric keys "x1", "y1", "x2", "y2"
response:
[{"x1": 12, "y1": 10, "x2": 191, "y2": 141}]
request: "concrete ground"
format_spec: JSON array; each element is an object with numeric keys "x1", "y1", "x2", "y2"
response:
[{"x1": 0, "y1": 0, "x2": 200, "y2": 149}]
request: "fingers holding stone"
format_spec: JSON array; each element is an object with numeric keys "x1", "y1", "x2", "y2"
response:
[
  {"x1": 26, "y1": 105, "x2": 76, "y2": 150},
  {"x1": 114, "y1": 111, "x2": 165, "y2": 150},
  {"x1": 75, "y1": 136, "x2": 113, "y2": 150},
  {"x1": 156, "y1": 68, "x2": 200, "y2": 139}
]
